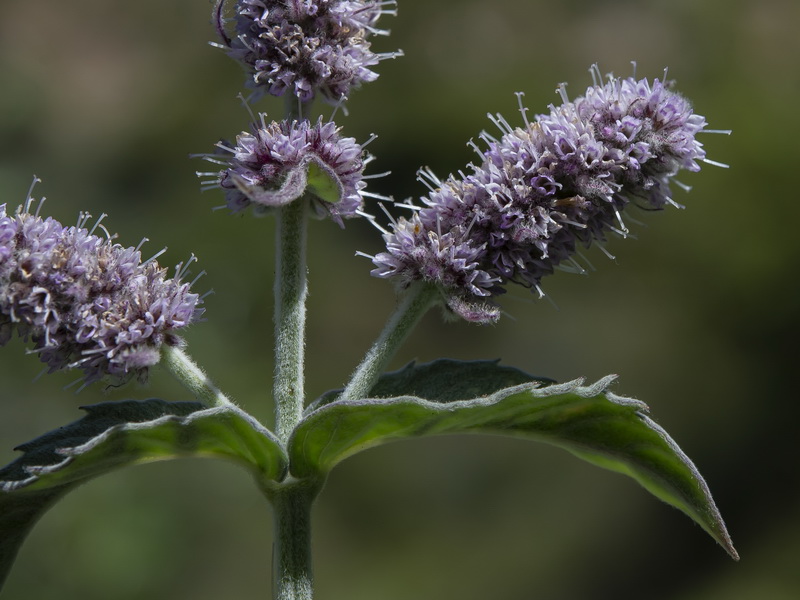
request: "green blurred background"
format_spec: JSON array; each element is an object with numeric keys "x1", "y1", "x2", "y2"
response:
[{"x1": 1, "y1": 0, "x2": 798, "y2": 598}]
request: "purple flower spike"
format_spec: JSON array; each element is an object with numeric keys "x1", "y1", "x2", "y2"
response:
[
  {"x1": 213, "y1": 0, "x2": 401, "y2": 103},
  {"x1": 371, "y1": 66, "x2": 722, "y2": 323},
  {"x1": 0, "y1": 193, "x2": 204, "y2": 387},
  {"x1": 200, "y1": 115, "x2": 369, "y2": 225}
]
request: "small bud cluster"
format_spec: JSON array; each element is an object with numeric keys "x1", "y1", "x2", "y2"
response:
[
  {"x1": 200, "y1": 115, "x2": 369, "y2": 225},
  {"x1": 214, "y1": 0, "x2": 400, "y2": 102},
  {"x1": 0, "y1": 196, "x2": 204, "y2": 386},
  {"x1": 372, "y1": 68, "x2": 714, "y2": 323}
]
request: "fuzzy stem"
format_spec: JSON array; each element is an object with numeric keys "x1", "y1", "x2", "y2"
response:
[
  {"x1": 273, "y1": 198, "x2": 309, "y2": 445},
  {"x1": 340, "y1": 282, "x2": 439, "y2": 402},
  {"x1": 161, "y1": 344, "x2": 233, "y2": 408},
  {"x1": 269, "y1": 480, "x2": 321, "y2": 600}
]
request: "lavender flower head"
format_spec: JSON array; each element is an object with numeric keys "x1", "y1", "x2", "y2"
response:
[
  {"x1": 372, "y1": 66, "x2": 724, "y2": 323},
  {"x1": 0, "y1": 190, "x2": 204, "y2": 386},
  {"x1": 199, "y1": 114, "x2": 370, "y2": 225},
  {"x1": 213, "y1": 0, "x2": 401, "y2": 102}
]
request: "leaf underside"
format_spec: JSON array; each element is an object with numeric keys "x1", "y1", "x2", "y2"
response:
[
  {"x1": 0, "y1": 399, "x2": 287, "y2": 589},
  {"x1": 291, "y1": 359, "x2": 738, "y2": 560}
]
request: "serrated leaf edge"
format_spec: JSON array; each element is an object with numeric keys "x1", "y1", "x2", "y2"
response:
[{"x1": 2, "y1": 404, "x2": 287, "y2": 493}]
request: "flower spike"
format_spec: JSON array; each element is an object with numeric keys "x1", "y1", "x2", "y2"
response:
[
  {"x1": 372, "y1": 69, "x2": 719, "y2": 323},
  {"x1": 0, "y1": 191, "x2": 204, "y2": 386},
  {"x1": 213, "y1": 0, "x2": 400, "y2": 103}
]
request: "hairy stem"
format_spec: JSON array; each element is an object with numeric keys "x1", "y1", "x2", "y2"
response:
[
  {"x1": 340, "y1": 282, "x2": 439, "y2": 402},
  {"x1": 161, "y1": 344, "x2": 233, "y2": 407},
  {"x1": 269, "y1": 480, "x2": 321, "y2": 600},
  {"x1": 273, "y1": 198, "x2": 309, "y2": 445}
]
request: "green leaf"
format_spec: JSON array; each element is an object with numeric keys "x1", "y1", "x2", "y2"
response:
[
  {"x1": 290, "y1": 360, "x2": 738, "y2": 559},
  {"x1": 0, "y1": 399, "x2": 288, "y2": 588},
  {"x1": 305, "y1": 158, "x2": 343, "y2": 204},
  {"x1": 307, "y1": 358, "x2": 554, "y2": 411}
]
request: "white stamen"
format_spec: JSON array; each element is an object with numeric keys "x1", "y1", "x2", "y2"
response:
[
  {"x1": 556, "y1": 82, "x2": 569, "y2": 105},
  {"x1": 630, "y1": 61, "x2": 638, "y2": 79},
  {"x1": 568, "y1": 257, "x2": 587, "y2": 275},
  {"x1": 215, "y1": 142, "x2": 237, "y2": 154},
  {"x1": 664, "y1": 196, "x2": 686, "y2": 209},
  {"x1": 377, "y1": 50, "x2": 404, "y2": 61},
  {"x1": 488, "y1": 112, "x2": 514, "y2": 135},
  {"x1": 377, "y1": 202, "x2": 398, "y2": 226},
  {"x1": 355, "y1": 250, "x2": 376, "y2": 260},
  {"x1": 361, "y1": 133, "x2": 379, "y2": 149},
  {"x1": 515, "y1": 92, "x2": 530, "y2": 128},
  {"x1": 144, "y1": 247, "x2": 168, "y2": 266},
  {"x1": 76, "y1": 211, "x2": 92, "y2": 229},
  {"x1": 575, "y1": 249, "x2": 597, "y2": 272},
  {"x1": 95, "y1": 223, "x2": 112, "y2": 240},
  {"x1": 356, "y1": 210, "x2": 389, "y2": 234},
  {"x1": 559, "y1": 219, "x2": 587, "y2": 229},
  {"x1": 33, "y1": 196, "x2": 47, "y2": 218},
  {"x1": 595, "y1": 243, "x2": 616, "y2": 261},
  {"x1": 479, "y1": 130, "x2": 498, "y2": 145},
  {"x1": 31, "y1": 366, "x2": 48, "y2": 383},
  {"x1": 88, "y1": 213, "x2": 108, "y2": 236},
  {"x1": 701, "y1": 129, "x2": 732, "y2": 135},
  {"x1": 135, "y1": 237, "x2": 149, "y2": 252},
  {"x1": 613, "y1": 208, "x2": 629, "y2": 237},
  {"x1": 467, "y1": 138, "x2": 484, "y2": 158},
  {"x1": 673, "y1": 180, "x2": 693, "y2": 193},
  {"x1": 176, "y1": 254, "x2": 198, "y2": 280},
  {"x1": 416, "y1": 169, "x2": 440, "y2": 193},
  {"x1": 361, "y1": 191, "x2": 394, "y2": 203},
  {"x1": 702, "y1": 157, "x2": 730, "y2": 169},
  {"x1": 463, "y1": 212, "x2": 479, "y2": 238},
  {"x1": 194, "y1": 155, "x2": 229, "y2": 166},
  {"x1": 190, "y1": 270, "x2": 207, "y2": 287},
  {"x1": 24, "y1": 176, "x2": 42, "y2": 213},
  {"x1": 362, "y1": 170, "x2": 391, "y2": 180},
  {"x1": 589, "y1": 64, "x2": 602, "y2": 87},
  {"x1": 236, "y1": 92, "x2": 258, "y2": 126}
]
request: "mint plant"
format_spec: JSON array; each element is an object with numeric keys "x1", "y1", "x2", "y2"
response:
[{"x1": 1, "y1": 1, "x2": 738, "y2": 598}]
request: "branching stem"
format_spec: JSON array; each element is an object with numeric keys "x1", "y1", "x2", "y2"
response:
[
  {"x1": 161, "y1": 344, "x2": 233, "y2": 408},
  {"x1": 340, "y1": 282, "x2": 439, "y2": 402}
]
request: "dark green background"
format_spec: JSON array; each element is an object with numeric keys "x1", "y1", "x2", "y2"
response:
[{"x1": 1, "y1": 0, "x2": 797, "y2": 598}]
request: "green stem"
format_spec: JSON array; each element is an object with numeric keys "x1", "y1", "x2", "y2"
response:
[
  {"x1": 269, "y1": 480, "x2": 321, "y2": 600},
  {"x1": 273, "y1": 198, "x2": 309, "y2": 445},
  {"x1": 340, "y1": 282, "x2": 439, "y2": 402},
  {"x1": 161, "y1": 344, "x2": 233, "y2": 408}
]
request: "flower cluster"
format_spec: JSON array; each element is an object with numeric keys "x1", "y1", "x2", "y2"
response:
[
  {"x1": 200, "y1": 115, "x2": 368, "y2": 225},
  {"x1": 0, "y1": 196, "x2": 204, "y2": 386},
  {"x1": 213, "y1": 0, "x2": 400, "y2": 102},
  {"x1": 372, "y1": 68, "x2": 713, "y2": 323}
]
